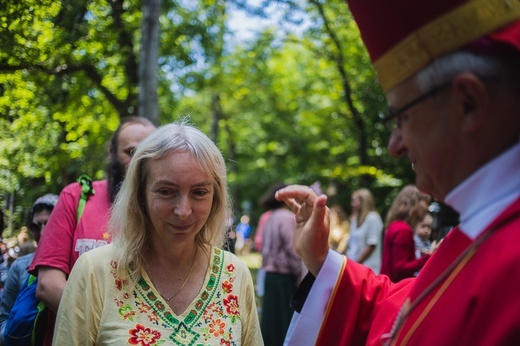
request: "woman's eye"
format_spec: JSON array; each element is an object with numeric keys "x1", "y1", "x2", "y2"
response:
[
  {"x1": 157, "y1": 189, "x2": 172, "y2": 196},
  {"x1": 193, "y1": 190, "x2": 208, "y2": 197}
]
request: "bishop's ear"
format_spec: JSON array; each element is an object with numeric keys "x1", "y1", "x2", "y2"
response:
[{"x1": 452, "y1": 73, "x2": 490, "y2": 133}]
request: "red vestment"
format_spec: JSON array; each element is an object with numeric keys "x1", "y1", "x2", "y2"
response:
[{"x1": 317, "y1": 197, "x2": 520, "y2": 345}]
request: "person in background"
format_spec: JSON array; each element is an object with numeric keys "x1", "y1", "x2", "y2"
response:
[
  {"x1": 16, "y1": 241, "x2": 36, "y2": 258},
  {"x1": 222, "y1": 215, "x2": 236, "y2": 254},
  {"x1": 0, "y1": 193, "x2": 58, "y2": 344},
  {"x1": 253, "y1": 188, "x2": 276, "y2": 301},
  {"x1": 253, "y1": 209, "x2": 273, "y2": 254},
  {"x1": 276, "y1": 1, "x2": 520, "y2": 344},
  {"x1": 260, "y1": 182, "x2": 304, "y2": 346},
  {"x1": 53, "y1": 122, "x2": 263, "y2": 345},
  {"x1": 235, "y1": 214, "x2": 251, "y2": 255},
  {"x1": 414, "y1": 212, "x2": 434, "y2": 262},
  {"x1": 16, "y1": 227, "x2": 31, "y2": 246},
  {"x1": 328, "y1": 204, "x2": 350, "y2": 254},
  {"x1": 0, "y1": 245, "x2": 15, "y2": 294},
  {"x1": 380, "y1": 185, "x2": 434, "y2": 282},
  {"x1": 345, "y1": 188, "x2": 383, "y2": 273},
  {"x1": 15, "y1": 226, "x2": 37, "y2": 257},
  {"x1": 29, "y1": 116, "x2": 156, "y2": 345},
  {"x1": 254, "y1": 182, "x2": 293, "y2": 300}
]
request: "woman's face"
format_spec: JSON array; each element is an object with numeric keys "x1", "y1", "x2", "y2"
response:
[{"x1": 145, "y1": 151, "x2": 214, "y2": 245}]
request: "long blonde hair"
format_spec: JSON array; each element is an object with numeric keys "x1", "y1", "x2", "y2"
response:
[
  {"x1": 109, "y1": 121, "x2": 231, "y2": 275},
  {"x1": 352, "y1": 188, "x2": 377, "y2": 226}
]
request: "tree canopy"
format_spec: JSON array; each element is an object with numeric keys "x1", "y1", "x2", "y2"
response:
[{"x1": 0, "y1": 0, "x2": 414, "y2": 236}]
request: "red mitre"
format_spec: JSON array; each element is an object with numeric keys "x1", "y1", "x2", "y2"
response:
[{"x1": 346, "y1": 0, "x2": 520, "y2": 92}]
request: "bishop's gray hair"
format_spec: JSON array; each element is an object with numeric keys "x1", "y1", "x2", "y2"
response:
[{"x1": 414, "y1": 49, "x2": 520, "y2": 102}]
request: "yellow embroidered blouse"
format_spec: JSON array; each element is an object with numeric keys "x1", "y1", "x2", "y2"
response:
[{"x1": 53, "y1": 244, "x2": 263, "y2": 346}]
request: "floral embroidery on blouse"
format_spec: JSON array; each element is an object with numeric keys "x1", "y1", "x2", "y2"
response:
[
  {"x1": 223, "y1": 295, "x2": 240, "y2": 319},
  {"x1": 128, "y1": 323, "x2": 163, "y2": 345},
  {"x1": 110, "y1": 248, "x2": 244, "y2": 346}
]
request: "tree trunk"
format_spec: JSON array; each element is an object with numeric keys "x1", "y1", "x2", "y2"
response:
[
  {"x1": 139, "y1": 0, "x2": 162, "y2": 125},
  {"x1": 211, "y1": 94, "x2": 222, "y2": 142}
]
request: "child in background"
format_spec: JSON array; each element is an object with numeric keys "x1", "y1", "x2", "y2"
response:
[{"x1": 414, "y1": 213, "x2": 433, "y2": 260}]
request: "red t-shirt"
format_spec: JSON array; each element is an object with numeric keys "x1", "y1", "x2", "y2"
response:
[
  {"x1": 29, "y1": 180, "x2": 111, "y2": 346},
  {"x1": 29, "y1": 179, "x2": 111, "y2": 276}
]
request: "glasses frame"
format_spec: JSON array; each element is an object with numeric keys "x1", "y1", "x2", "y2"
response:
[{"x1": 381, "y1": 83, "x2": 452, "y2": 130}]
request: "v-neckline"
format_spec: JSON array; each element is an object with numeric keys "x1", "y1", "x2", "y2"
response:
[{"x1": 140, "y1": 246, "x2": 215, "y2": 318}]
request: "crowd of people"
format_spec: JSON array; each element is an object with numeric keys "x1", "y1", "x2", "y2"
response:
[
  {"x1": 1, "y1": 0, "x2": 518, "y2": 344},
  {"x1": 0, "y1": 129, "x2": 445, "y2": 346}
]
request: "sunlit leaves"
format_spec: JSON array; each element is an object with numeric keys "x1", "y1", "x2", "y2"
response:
[{"x1": 0, "y1": 0, "x2": 415, "y2": 232}]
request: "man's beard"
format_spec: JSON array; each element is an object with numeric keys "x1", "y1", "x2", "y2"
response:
[{"x1": 107, "y1": 158, "x2": 126, "y2": 203}]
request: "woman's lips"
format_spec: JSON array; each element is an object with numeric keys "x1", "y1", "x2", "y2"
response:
[{"x1": 172, "y1": 223, "x2": 192, "y2": 231}]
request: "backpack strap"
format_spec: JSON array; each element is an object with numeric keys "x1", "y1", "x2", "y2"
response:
[
  {"x1": 76, "y1": 174, "x2": 95, "y2": 223},
  {"x1": 27, "y1": 274, "x2": 37, "y2": 286}
]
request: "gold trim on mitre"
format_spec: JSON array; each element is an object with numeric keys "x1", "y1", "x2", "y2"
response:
[{"x1": 374, "y1": 0, "x2": 520, "y2": 92}]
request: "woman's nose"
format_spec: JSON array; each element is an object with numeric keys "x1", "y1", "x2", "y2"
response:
[{"x1": 174, "y1": 196, "x2": 192, "y2": 219}]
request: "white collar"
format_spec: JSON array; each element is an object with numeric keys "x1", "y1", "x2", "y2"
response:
[{"x1": 445, "y1": 142, "x2": 520, "y2": 240}]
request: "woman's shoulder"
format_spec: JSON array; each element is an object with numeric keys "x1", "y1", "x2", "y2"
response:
[
  {"x1": 366, "y1": 211, "x2": 383, "y2": 222},
  {"x1": 82, "y1": 243, "x2": 113, "y2": 257},
  {"x1": 386, "y1": 220, "x2": 412, "y2": 235},
  {"x1": 389, "y1": 220, "x2": 411, "y2": 229},
  {"x1": 216, "y1": 247, "x2": 250, "y2": 273},
  {"x1": 76, "y1": 244, "x2": 115, "y2": 271}
]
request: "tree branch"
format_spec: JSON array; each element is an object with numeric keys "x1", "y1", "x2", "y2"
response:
[
  {"x1": 310, "y1": 0, "x2": 368, "y2": 166},
  {"x1": 0, "y1": 61, "x2": 130, "y2": 117}
]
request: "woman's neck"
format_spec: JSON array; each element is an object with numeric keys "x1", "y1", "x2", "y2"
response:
[{"x1": 149, "y1": 242, "x2": 201, "y2": 269}]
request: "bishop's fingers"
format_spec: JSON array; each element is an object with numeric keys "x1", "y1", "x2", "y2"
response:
[{"x1": 275, "y1": 184, "x2": 318, "y2": 208}]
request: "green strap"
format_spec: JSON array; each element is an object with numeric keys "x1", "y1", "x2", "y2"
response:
[
  {"x1": 27, "y1": 274, "x2": 37, "y2": 286},
  {"x1": 76, "y1": 174, "x2": 95, "y2": 223},
  {"x1": 31, "y1": 301, "x2": 48, "y2": 345}
]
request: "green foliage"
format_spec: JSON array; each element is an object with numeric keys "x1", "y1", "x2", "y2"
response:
[
  {"x1": 1, "y1": 0, "x2": 415, "y2": 234},
  {"x1": 0, "y1": 0, "x2": 131, "y2": 234},
  {"x1": 175, "y1": 1, "x2": 414, "y2": 221}
]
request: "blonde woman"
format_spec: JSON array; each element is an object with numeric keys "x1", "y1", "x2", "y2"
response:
[
  {"x1": 345, "y1": 188, "x2": 383, "y2": 273},
  {"x1": 53, "y1": 122, "x2": 262, "y2": 345}
]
